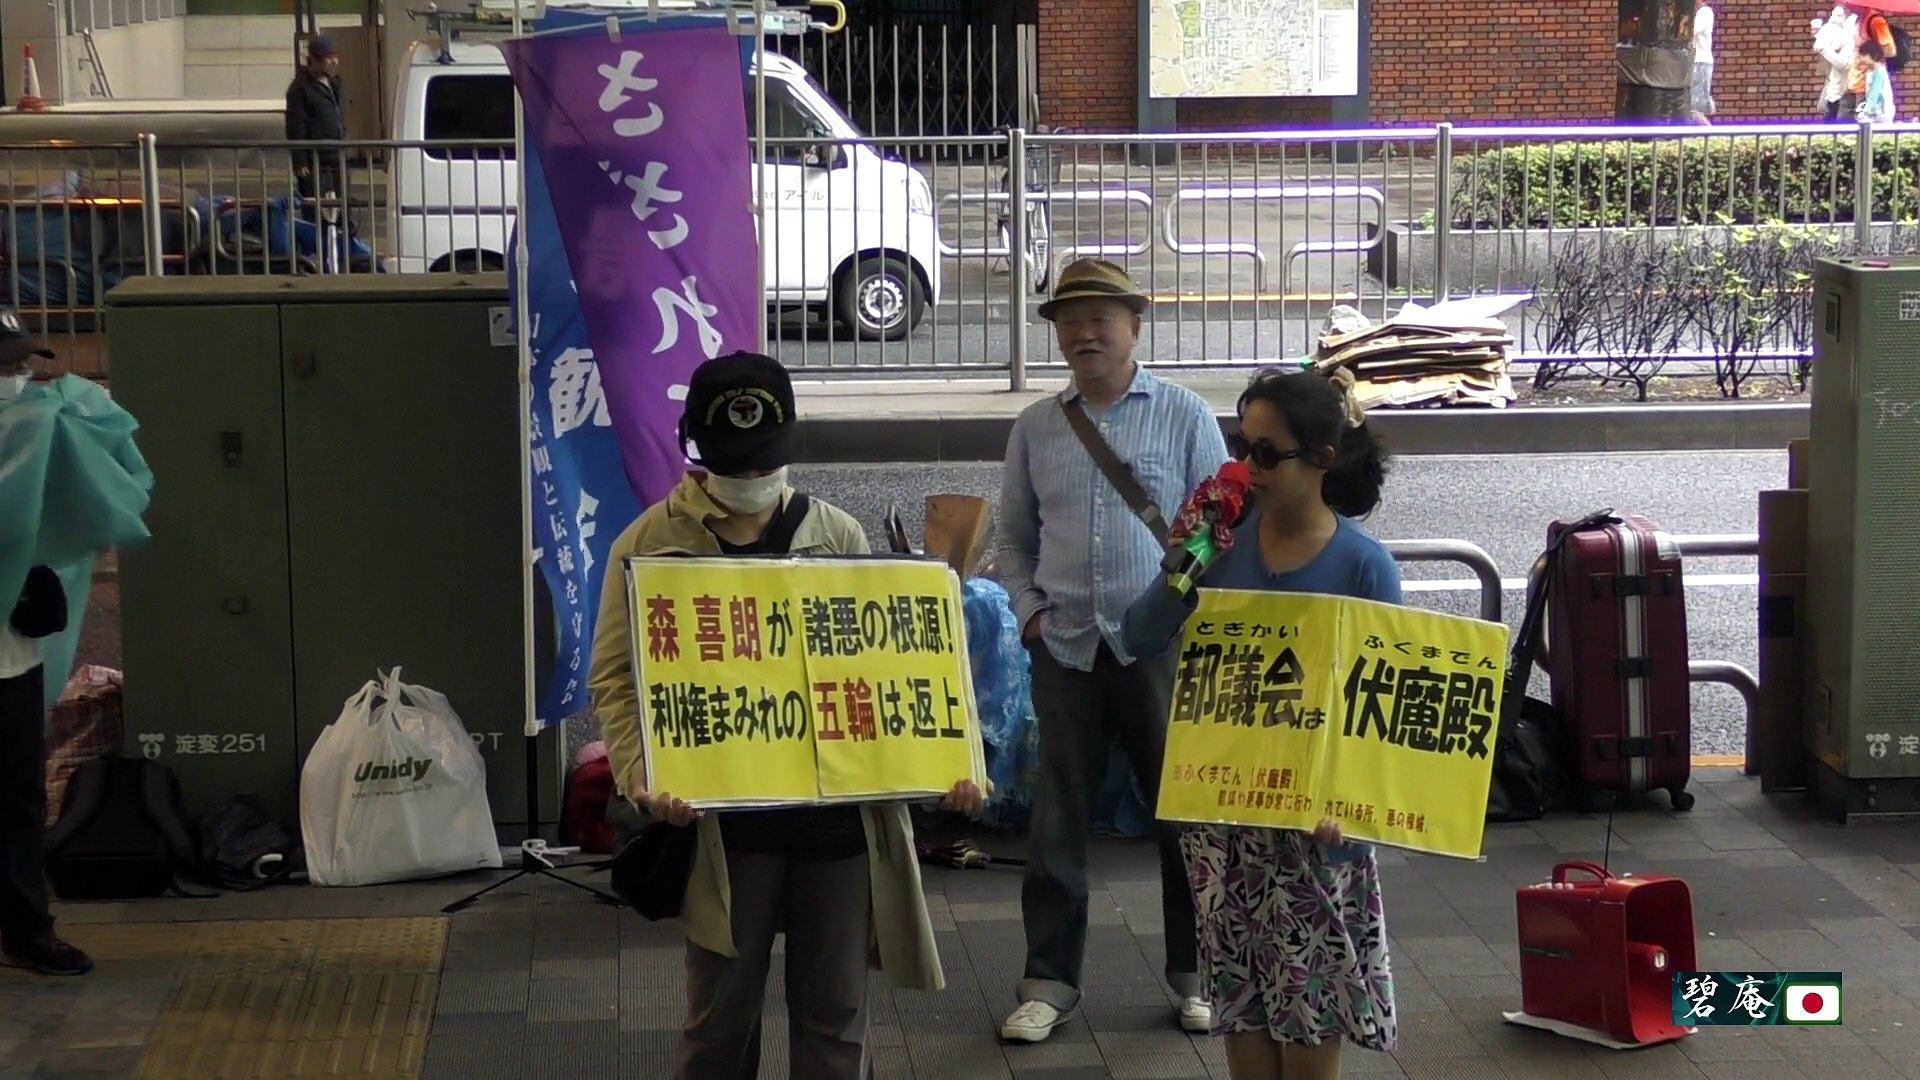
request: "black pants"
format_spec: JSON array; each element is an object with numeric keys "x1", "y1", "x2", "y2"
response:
[
  {"x1": 0, "y1": 664, "x2": 52, "y2": 937},
  {"x1": 1016, "y1": 642, "x2": 1199, "y2": 1011},
  {"x1": 677, "y1": 850, "x2": 873, "y2": 1080},
  {"x1": 296, "y1": 154, "x2": 348, "y2": 242}
]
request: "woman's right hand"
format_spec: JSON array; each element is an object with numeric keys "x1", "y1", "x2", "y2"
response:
[
  {"x1": 627, "y1": 768, "x2": 702, "y2": 826},
  {"x1": 641, "y1": 790, "x2": 701, "y2": 827}
]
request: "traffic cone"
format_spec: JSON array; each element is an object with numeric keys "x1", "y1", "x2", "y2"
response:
[{"x1": 17, "y1": 45, "x2": 44, "y2": 112}]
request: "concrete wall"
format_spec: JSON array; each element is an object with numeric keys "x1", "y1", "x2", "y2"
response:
[
  {"x1": 184, "y1": 13, "x2": 359, "y2": 99},
  {"x1": 84, "y1": 18, "x2": 189, "y2": 99}
]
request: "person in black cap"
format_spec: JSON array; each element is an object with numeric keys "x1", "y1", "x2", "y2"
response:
[
  {"x1": 0, "y1": 315, "x2": 90, "y2": 976},
  {"x1": 285, "y1": 33, "x2": 346, "y2": 234},
  {"x1": 587, "y1": 351, "x2": 982, "y2": 1080}
]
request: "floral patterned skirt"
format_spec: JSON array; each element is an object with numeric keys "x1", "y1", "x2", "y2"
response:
[{"x1": 1182, "y1": 823, "x2": 1396, "y2": 1050}]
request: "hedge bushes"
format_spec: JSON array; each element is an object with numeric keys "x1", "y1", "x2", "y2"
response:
[
  {"x1": 1451, "y1": 136, "x2": 1920, "y2": 230},
  {"x1": 1527, "y1": 226, "x2": 1846, "y2": 398}
]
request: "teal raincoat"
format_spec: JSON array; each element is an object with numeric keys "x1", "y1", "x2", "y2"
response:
[{"x1": 0, "y1": 375, "x2": 154, "y2": 713}]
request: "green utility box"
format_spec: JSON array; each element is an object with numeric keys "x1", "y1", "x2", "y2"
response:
[
  {"x1": 105, "y1": 274, "x2": 561, "y2": 830},
  {"x1": 1806, "y1": 258, "x2": 1920, "y2": 820}
]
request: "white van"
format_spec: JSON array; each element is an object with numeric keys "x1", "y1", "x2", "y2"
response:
[{"x1": 389, "y1": 37, "x2": 941, "y2": 340}]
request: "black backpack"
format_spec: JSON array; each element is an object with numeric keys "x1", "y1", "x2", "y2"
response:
[
  {"x1": 199, "y1": 796, "x2": 301, "y2": 892},
  {"x1": 43, "y1": 757, "x2": 212, "y2": 900},
  {"x1": 1892, "y1": 24, "x2": 1913, "y2": 74}
]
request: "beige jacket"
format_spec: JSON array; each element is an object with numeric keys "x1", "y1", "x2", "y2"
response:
[{"x1": 586, "y1": 474, "x2": 945, "y2": 992}]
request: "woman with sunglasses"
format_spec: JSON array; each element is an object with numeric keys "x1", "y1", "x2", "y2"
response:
[{"x1": 1121, "y1": 366, "x2": 1399, "y2": 1080}]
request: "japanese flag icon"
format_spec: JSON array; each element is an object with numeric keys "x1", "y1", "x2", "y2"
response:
[{"x1": 1784, "y1": 982, "x2": 1842, "y2": 1023}]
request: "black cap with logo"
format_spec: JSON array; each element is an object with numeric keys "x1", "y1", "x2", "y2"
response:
[
  {"x1": 0, "y1": 307, "x2": 53, "y2": 371},
  {"x1": 679, "y1": 351, "x2": 796, "y2": 476}
]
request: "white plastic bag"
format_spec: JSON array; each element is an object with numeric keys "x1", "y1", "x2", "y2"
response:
[{"x1": 299, "y1": 667, "x2": 503, "y2": 887}]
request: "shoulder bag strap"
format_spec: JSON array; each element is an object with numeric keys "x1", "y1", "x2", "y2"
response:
[
  {"x1": 1059, "y1": 398, "x2": 1170, "y2": 547},
  {"x1": 763, "y1": 493, "x2": 814, "y2": 555}
]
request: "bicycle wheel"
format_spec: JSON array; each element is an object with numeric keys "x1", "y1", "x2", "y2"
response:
[{"x1": 998, "y1": 203, "x2": 1051, "y2": 293}]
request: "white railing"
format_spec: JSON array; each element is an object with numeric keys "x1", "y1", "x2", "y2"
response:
[{"x1": 8, "y1": 120, "x2": 1919, "y2": 389}]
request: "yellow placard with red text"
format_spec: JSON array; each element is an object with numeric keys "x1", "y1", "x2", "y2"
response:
[
  {"x1": 1156, "y1": 589, "x2": 1509, "y2": 859},
  {"x1": 626, "y1": 557, "x2": 987, "y2": 808}
]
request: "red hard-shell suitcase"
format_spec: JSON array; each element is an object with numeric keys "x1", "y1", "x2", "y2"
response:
[{"x1": 1544, "y1": 513, "x2": 1694, "y2": 811}]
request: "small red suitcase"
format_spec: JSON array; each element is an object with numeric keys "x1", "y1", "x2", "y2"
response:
[
  {"x1": 1515, "y1": 860, "x2": 1697, "y2": 1046},
  {"x1": 1544, "y1": 513, "x2": 1694, "y2": 812}
]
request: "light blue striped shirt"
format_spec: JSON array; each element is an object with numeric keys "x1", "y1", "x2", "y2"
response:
[{"x1": 998, "y1": 366, "x2": 1230, "y2": 671}]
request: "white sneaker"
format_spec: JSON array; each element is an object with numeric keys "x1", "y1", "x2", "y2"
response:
[
  {"x1": 1001, "y1": 1000, "x2": 1072, "y2": 1043},
  {"x1": 1178, "y1": 996, "x2": 1213, "y2": 1033}
]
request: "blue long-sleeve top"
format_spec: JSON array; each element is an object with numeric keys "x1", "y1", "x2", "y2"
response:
[{"x1": 1123, "y1": 509, "x2": 1404, "y2": 857}]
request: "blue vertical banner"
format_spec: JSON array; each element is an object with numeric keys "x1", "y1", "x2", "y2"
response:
[
  {"x1": 509, "y1": 8, "x2": 751, "y2": 731},
  {"x1": 512, "y1": 131, "x2": 642, "y2": 732}
]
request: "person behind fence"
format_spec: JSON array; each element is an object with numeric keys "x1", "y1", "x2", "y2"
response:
[
  {"x1": 586, "y1": 350, "x2": 983, "y2": 1080},
  {"x1": 1690, "y1": 0, "x2": 1716, "y2": 122},
  {"x1": 1814, "y1": 5, "x2": 1859, "y2": 119},
  {"x1": 285, "y1": 34, "x2": 346, "y2": 232},
  {"x1": 1120, "y1": 367, "x2": 1402, "y2": 1080},
  {"x1": 996, "y1": 257, "x2": 1227, "y2": 1045},
  {"x1": 0, "y1": 326, "x2": 90, "y2": 978},
  {"x1": 1857, "y1": 38, "x2": 1899, "y2": 123},
  {"x1": 1844, "y1": 2, "x2": 1899, "y2": 115}
]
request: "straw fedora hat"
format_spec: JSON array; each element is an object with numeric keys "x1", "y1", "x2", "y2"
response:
[{"x1": 1037, "y1": 258, "x2": 1148, "y2": 321}]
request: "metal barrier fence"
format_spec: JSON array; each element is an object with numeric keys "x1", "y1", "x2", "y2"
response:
[
  {"x1": 771, "y1": 20, "x2": 1037, "y2": 148},
  {"x1": 11, "y1": 121, "x2": 1919, "y2": 384}
]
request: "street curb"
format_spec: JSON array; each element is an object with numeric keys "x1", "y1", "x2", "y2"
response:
[{"x1": 795, "y1": 402, "x2": 1810, "y2": 463}]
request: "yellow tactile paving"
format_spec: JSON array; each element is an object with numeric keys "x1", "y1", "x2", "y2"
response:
[{"x1": 60, "y1": 918, "x2": 446, "y2": 1080}]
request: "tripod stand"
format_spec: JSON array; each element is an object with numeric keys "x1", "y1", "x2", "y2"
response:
[{"x1": 443, "y1": 727, "x2": 624, "y2": 913}]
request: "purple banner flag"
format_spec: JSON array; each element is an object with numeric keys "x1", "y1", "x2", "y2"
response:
[{"x1": 502, "y1": 23, "x2": 759, "y2": 506}]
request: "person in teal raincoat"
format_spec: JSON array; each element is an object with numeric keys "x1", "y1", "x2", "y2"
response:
[{"x1": 0, "y1": 312, "x2": 153, "y2": 975}]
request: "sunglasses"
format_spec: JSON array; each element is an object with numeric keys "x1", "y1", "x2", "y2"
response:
[{"x1": 1227, "y1": 432, "x2": 1304, "y2": 470}]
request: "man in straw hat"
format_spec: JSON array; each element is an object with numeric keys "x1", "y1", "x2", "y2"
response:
[{"x1": 996, "y1": 259, "x2": 1228, "y2": 1043}]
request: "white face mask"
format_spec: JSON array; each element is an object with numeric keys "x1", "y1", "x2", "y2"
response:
[
  {"x1": 705, "y1": 467, "x2": 788, "y2": 514},
  {"x1": 0, "y1": 374, "x2": 27, "y2": 403}
]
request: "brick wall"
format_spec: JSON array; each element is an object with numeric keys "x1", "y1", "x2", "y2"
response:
[{"x1": 1039, "y1": 0, "x2": 1837, "y2": 132}]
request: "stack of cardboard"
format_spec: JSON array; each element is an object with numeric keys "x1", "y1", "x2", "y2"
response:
[
  {"x1": 1310, "y1": 298, "x2": 1520, "y2": 409},
  {"x1": 1755, "y1": 440, "x2": 1811, "y2": 793}
]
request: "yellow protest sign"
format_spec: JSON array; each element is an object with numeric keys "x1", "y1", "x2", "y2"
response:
[
  {"x1": 1156, "y1": 589, "x2": 1509, "y2": 859},
  {"x1": 626, "y1": 556, "x2": 986, "y2": 807}
]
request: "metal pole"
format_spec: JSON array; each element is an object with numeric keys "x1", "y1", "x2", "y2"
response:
[
  {"x1": 1381, "y1": 538, "x2": 1502, "y2": 623},
  {"x1": 138, "y1": 133, "x2": 165, "y2": 276},
  {"x1": 1688, "y1": 660, "x2": 1759, "y2": 776},
  {"x1": 1669, "y1": 533, "x2": 1757, "y2": 558},
  {"x1": 754, "y1": 0, "x2": 769, "y2": 354},
  {"x1": 1431, "y1": 123, "x2": 1451, "y2": 305},
  {"x1": 1855, "y1": 119, "x2": 1874, "y2": 251},
  {"x1": 512, "y1": 1, "x2": 540, "y2": 748},
  {"x1": 1007, "y1": 125, "x2": 1029, "y2": 392}
]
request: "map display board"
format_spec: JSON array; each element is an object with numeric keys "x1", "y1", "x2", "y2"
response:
[{"x1": 1149, "y1": 0, "x2": 1360, "y2": 99}]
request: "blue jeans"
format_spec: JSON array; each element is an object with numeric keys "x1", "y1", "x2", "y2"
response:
[{"x1": 1017, "y1": 641, "x2": 1200, "y2": 1011}]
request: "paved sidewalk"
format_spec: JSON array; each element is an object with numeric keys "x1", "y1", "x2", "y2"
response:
[{"x1": 6, "y1": 768, "x2": 1919, "y2": 1079}]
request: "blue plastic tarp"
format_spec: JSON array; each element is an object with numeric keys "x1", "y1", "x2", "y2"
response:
[{"x1": 962, "y1": 579, "x2": 1038, "y2": 831}]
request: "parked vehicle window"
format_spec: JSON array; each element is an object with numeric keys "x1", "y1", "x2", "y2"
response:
[
  {"x1": 424, "y1": 74, "x2": 516, "y2": 161},
  {"x1": 746, "y1": 79, "x2": 834, "y2": 165}
]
